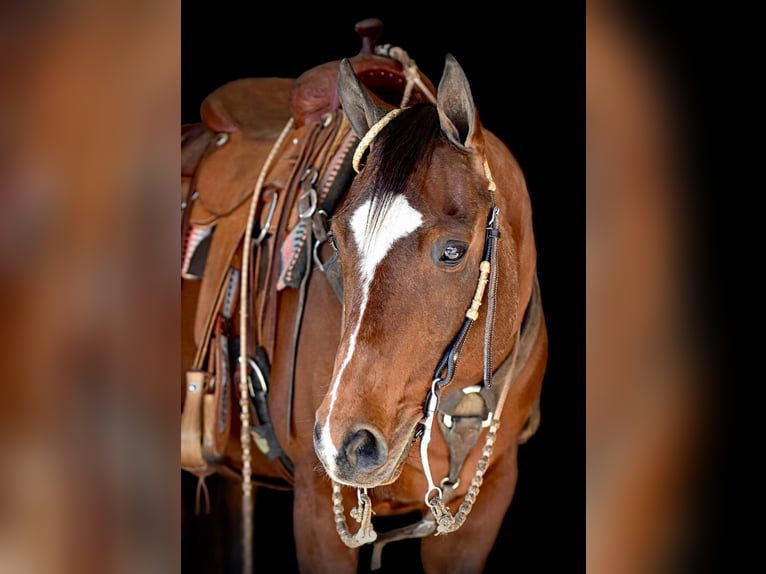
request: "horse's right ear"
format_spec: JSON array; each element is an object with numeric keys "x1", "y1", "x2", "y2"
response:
[
  {"x1": 337, "y1": 58, "x2": 393, "y2": 139},
  {"x1": 437, "y1": 53, "x2": 480, "y2": 149}
]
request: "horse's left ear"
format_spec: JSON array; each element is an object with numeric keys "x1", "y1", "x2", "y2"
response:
[{"x1": 437, "y1": 54, "x2": 482, "y2": 149}]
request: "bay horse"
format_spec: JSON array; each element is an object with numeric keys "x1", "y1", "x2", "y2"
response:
[{"x1": 181, "y1": 21, "x2": 547, "y2": 573}]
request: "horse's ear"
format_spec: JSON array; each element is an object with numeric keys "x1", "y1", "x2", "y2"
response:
[
  {"x1": 437, "y1": 53, "x2": 481, "y2": 148},
  {"x1": 337, "y1": 58, "x2": 392, "y2": 139}
]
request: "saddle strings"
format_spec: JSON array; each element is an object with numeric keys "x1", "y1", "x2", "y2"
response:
[{"x1": 379, "y1": 44, "x2": 438, "y2": 107}]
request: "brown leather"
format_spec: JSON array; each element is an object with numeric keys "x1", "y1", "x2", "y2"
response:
[
  {"x1": 191, "y1": 202, "x2": 247, "y2": 346},
  {"x1": 187, "y1": 55, "x2": 433, "y2": 348},
  {"x1": 202, "y1": 319, "x2": 232, "y2": 460},
  {"x1": 253, "y1": 234, "x2": 273, "y2": 349},
  {"x1": 182, "y1": 123, "x2": 213, "y2": 177},
  {"x1": 290, "y1": 55, "x2": 436, "y2": 127},
  {"x1": 192, "y1": 133, "x2": 283, "y2": 220},
  {"x1": 181, "y1": 370, "x2": 208, "y2": 472},
  {"x1": 181, "y1": 177, "x2": 191, "y2": 207},
  {"x1": 201, "y1": 77, "x2": 294, "y2": 137},
  {"x1": 189, "y1": 132, "x2": 293, "y2": 346},
  {"x1": 182, "y1": 48, "x2": 439, "y2": 480}
]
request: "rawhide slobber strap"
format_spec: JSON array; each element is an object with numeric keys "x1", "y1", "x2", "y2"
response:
[{"x1": 180, "y1": 18, "x2": 437, "y2": 492}]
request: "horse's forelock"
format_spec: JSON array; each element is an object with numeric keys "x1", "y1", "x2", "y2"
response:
[{"x1": 363, "y1": 104, "x2": 441, "y2": 238}]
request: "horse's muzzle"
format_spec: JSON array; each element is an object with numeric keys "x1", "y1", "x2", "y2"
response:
[{"x1": 314, "y1": 421, "x2": 394, "y2": 485}]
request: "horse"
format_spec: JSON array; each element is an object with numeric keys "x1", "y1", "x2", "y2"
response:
[{"x1": 181, "y1": 19, "x2": 547, "y2": 573}]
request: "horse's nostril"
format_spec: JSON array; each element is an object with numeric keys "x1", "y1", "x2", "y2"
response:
[
  {"x1": 342, "y1": 427, "x2": 387, "y2": 471},
  {"x1": 347, "y1": 430, "x2": 375, "y2": 465}
]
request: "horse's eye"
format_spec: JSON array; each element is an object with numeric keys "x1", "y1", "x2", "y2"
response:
[{"x1": 440, "y1": 242, "x2": 467, "y2": 265}]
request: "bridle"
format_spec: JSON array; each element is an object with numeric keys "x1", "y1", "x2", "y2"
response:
[
  {"x1": 332, "y1": 107, "x2": 526, "y2": 548},
  {"x1": 420, "y1": 174, "x2": 501, "y2": 506}
]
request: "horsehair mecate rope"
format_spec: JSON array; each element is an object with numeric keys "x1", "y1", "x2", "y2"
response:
[
  {"x1": 426, "y1": 329, "x2": 521, "y2": 535},
  {"x1": 332, "y1": 339, "x2": 515, "y2": 545},
  {"x1": 351, "y1": 107, "x2": 406, "y2": 173},
  {"x1": 429, "y1": 420, "x2": 500, "y2": 534},
  {"x1": 416, "y1": 380, "x2": 502, "y2": 535},
  {"x1": 332, "y1": 482, "x2": 378, "y2": 547},
  {"x1": 331, "y1": 419, "x2": 502, "y2": 545},
  {"x1": 238, "y1": 117, "x2": 294, "y2": 574}
]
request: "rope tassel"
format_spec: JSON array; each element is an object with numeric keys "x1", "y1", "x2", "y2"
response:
[{"x1": 333, "y1": 483, "x2": 378, "y2": 547}]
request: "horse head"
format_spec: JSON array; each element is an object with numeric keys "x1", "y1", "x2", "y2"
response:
[{"x1": 313, "y1": 55, "x2": 534, "y2": 488}]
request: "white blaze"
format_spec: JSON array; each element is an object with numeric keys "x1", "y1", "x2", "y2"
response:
[{"x1": 319, "y1": 195, "x2": 423, "y2": 470}]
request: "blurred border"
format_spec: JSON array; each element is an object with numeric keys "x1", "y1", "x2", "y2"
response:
[
  {"x1": 587, "y1": 2, "x2": 720, "y2": 573},
  {"x1": 180, "y1": 6, "x2": 584, "y2": 573},
  {"x1": 0, "y1": 1, "x2": 181, "y2": 573}
]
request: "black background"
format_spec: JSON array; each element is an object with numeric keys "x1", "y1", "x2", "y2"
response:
[{"x1": 182, "y1": 5, "x2": 582, "y2": 572}]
